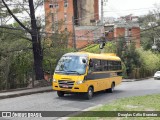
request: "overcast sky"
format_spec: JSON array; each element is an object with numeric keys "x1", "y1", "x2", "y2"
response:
[{"x1": 100, "y1": 0, "x2": 160, "y2": 18}]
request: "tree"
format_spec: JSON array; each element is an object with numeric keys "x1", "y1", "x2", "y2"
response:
[
  {"x1": 116, "y1": 38, "x2": 126, "y2": 57},
  {"x1": 2, "y1": 0, "x2": 44, "y2": 80},
  {"x1": 42, "y1": 29, "x2": 73, "y2": 72},
  {"x1": 116, "y1": 38, "x2": 141, "y2": 78},
  {"x1": 0, "y1": 26, "x2": 32, "y2": 90},
  {"x1": 139, "y1": 5, "x2": 160, "y2": 52}
]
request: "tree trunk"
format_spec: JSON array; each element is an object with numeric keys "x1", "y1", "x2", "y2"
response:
[{"x1": 28, "y1": 0, "x2": 44, "y2": 80}]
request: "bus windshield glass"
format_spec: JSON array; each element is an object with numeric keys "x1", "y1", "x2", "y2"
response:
[{"x1": 55, "y1": 56, "x2": 87, "y2": 75}]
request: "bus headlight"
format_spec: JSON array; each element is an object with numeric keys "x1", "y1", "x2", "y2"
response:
[
  {"x1": 76, "y1": 80, "x2": 83, "y2": 85},
  {"x1": 53, "y1": 79, "x2": 57, "y2": 83}
]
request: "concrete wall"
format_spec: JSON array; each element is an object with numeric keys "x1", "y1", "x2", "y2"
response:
[
  {"x1": 114, "y1": 28, "x2": 125, "y2": 38},
  {"x1": 75, "y1": 26, "x2": 104, "y2": 49},
  {"x1": 79, "y1": 0, "x2": 94, "y2": 25},
  {"x1": 131, "y1": 27, "x2": 140, "y2": 48}
]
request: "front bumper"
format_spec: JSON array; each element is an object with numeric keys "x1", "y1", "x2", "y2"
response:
[{"x1": 52, "y1": 82, "x2": 88, "y2": 92}]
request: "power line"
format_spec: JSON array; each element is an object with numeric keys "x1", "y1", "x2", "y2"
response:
[
  {"x1": 0, "y1": 22, "x2": 160, "y2": 45},
  {"x1": 103, "y1": 7, "x2": 156, "y2": 13}
]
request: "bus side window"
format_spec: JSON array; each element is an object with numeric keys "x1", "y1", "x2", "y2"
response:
[
  {"x1": 108, "y1": 61, "x2": 111, "y2": 70},
  {"x1": 119, "y1": 62, "x2": 122, "y2": 70},
  {"x1": 113, "y1": 61, "x2": 117, "y2": 70},
  {"x1": 90, "y1": 59, "x2": 101, "y2": 72},
  {"x1": 94, "y1": 59, "x2": 102, "y2": 71},
  {"x1": 117, "y1": 61, "x2": 120, "y2": 70},
  {"x1": 102, "y1": 60, "x2": 108, "y2": 71},
  {"x1": 101, "y1": 60, "x2": 105, "y2": 71}
]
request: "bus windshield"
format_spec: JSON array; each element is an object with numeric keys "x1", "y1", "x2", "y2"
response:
[{"x1": 55, "y1": 56, "x2": 87, "y2": 75}]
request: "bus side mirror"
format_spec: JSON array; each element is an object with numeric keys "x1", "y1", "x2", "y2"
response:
[
  {"x1": 99, "y1": 42, "x2": 105, "y2": 49},
  {"x1": 82, "y1": 59, "x2": 86, "y2": 64}
]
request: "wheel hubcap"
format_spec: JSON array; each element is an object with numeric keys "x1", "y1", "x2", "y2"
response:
[
  {"x1": 112, "y1": 85, "x2": 114, "y2": 91},
  {"x1": 89, "y1": 89, "x2": 92, "y2": 96}
]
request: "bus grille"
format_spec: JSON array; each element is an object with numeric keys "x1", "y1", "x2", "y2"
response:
[{"x1": 58, "y1": 80, "x2": 75, "y2": 89}]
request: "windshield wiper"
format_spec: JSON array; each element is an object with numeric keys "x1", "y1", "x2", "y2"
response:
[
  {"x1": 66, "y1": 71, "x2": 81, "y2": 75},
  {"x1": 55, "y1": 70, "x2": 64, "y2": 73}
]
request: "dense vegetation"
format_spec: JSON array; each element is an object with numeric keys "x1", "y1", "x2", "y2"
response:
[
  {"x1": 0, "y1": 26, "x2": 73, "y2": 90},
  {"x1": 0, "y1": 0, "x2": 74, "y2": 90}
]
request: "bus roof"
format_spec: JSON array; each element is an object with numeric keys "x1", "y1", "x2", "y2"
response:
[{"x1": 64, "y1": 52, "x2": 121, "y2": 61}]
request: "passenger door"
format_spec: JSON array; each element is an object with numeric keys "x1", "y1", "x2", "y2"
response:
[{"x1": 86, "y1": 59, "x2": 105, "y2": 91}]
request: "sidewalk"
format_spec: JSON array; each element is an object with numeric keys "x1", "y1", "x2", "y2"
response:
[{"x1": 0, "y1": 86, "x2": 53, "y2": 99}]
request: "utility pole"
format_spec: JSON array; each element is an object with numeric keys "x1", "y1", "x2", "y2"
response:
[
  {"x1": 101, "y1": 0, "x2": 104, "y2": 25},
  {"x1": 0, "y1": 11, "x2": 4, "y2": 40},
  {"x1": 100, "y1": 0, "x2": 105, "y2": 53},
  {"x1": 72, "y1": 16, "x2": 76, "y2": 50},
  {"x1": 49, "y1": 0, "x2": 55, "y2": 32},
  {"x1": 0, "y1": 16, "x2": 2, "y2": 25},
  {"x1": 55, "y1": 0, "x2": 58, "y2": 31}
]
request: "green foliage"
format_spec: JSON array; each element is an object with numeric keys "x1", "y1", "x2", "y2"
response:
[
  {"x1": 116, "y1": 38, "x2": 126, "y2": 57},
  {"x1": 0, "y1": 25, "x2": 33, "y2": 90},
  {"x1": 43, "y1": 47, "x2": 74, "y2": 73},
  {"x1": 8, "y1": 51, "x2": 33, "y2": 89},
  {"x1": 81, "y1": 44, "x2": 100, "y2": 53},
  {"x1": 123, "y1": 43, "x2": 141, "y2": 77},
  {"x1": 140, "y1": 36, "x2": 154, "y2": 50},
  {"x1": 115, "y1": 38, "x2": 141, "y2": 78},
  {"x1": 81, "y1": 42, "x2": 116, "y2": 54},
  {"x1": 130, "y1": 48, "x2": 160, "y2": 79},
  {"x1": 121, "y1": 62, "x2": 127, "y2": 78},
  {"x1": 104, "y1": 42, "x2": 117, "y2": 53},
  {"x1": 137, "y1": 48, "x2": 160, "y2": 71},
  {"x1": 0, "y1": 26, "x2": 74, "y2": 90},
  {"x1": 42, "y1": 30, "x2": 74, "y2": 74}
]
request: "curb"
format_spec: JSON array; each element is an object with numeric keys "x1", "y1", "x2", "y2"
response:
[
  {"x1": 0, "y1": 87, "x2": 33, "y2": 93},
  {"x1": 0, "y1": 88, "x2": 53, "y2": 100},
  {"x1": 122, "y1": 77, "x2": 153, "y2": 82}
]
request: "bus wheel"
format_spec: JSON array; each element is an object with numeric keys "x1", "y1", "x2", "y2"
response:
[
  {"x1": 57, "y1": 91, "x2": 64, "y2": 97},
  {"x1": 85, "y1": 87, "x2": 93, "y2": 100},
  {"x1": 108, "y1": 83, "x2": 115, "y2": 93}
]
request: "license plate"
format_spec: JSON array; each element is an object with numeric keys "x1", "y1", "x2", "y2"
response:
[{"x1": 63, "y1": 85, "x2": 68, "y2": 88}]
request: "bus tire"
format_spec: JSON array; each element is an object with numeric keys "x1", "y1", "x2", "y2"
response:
[
  {"x1": 85, "y1": 87, "x2": 93, "y2": 100},
  {"x1": 57, "y1": 91, "x2": 64, "y2": 97},
  {"x1": 108, "y1": 83, "x2": 115, "y2": 93}
]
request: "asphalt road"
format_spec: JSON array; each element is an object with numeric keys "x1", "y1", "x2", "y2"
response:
[{"x1": 0, "y1": 78, "x2": 160, "y2": 120}]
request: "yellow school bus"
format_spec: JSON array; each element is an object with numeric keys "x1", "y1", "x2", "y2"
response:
[{"x1": 53, "y1": 52, "x2": 122, "y2": 99}]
